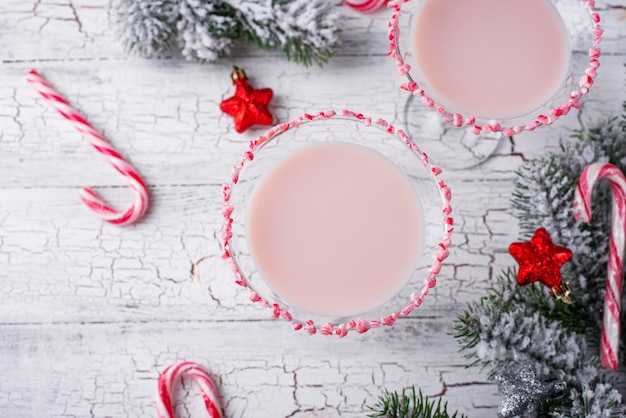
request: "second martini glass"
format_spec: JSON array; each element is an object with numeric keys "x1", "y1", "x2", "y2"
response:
[{"x1": 389, "y1": 0, "x2": 603, "y2": 170}]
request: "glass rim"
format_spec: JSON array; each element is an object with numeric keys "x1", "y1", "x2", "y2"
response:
[
  {"x1": 387, "y1": 0, "x2": 603, "y2": 136},
  {"x1": 221, "y1": 109, "x2": 454, "y2": 337}
]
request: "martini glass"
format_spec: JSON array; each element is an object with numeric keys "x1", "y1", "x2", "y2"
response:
[
  {"x1": 389, "y1": 0, "x2": 602, "y2": 170},
  {"x1": 221, "y1": 110, "x2": 453, "y2": 336}
]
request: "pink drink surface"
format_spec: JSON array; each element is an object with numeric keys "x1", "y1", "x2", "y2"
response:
[
  {"x1": 412, "y1": 0, "x2": 570, "y2": 119},
  {"x1": 246, "y1": 142, "x2": 423, "y2": 317}
]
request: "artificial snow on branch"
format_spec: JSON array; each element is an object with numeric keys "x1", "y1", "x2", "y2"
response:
[
  {"x1": 111, "y1": 0, "x2": 178, "y2": 57},
  {"x1": 454, "y1": 96, "x2": 626, "y2": 417},
  {"x1": 111, "y1": 0, "x2": 340, "y2": 66}
]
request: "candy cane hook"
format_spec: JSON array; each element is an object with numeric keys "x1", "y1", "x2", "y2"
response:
[
  {"x1": 157, "y1": 361, "x2": 222, "y2": 418},
  {"x1": 26, "y1": 70, "x2": 149, "y2": 226},
  {"x1": 574, "y1": 162, "x2": 626, "y2": 370}
]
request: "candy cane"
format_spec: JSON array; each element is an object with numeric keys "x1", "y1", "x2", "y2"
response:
[
  {"x1": 574, "y1": 162, "x2": 626, "y2": 370},
  {"x1": 344, "y1": 0, "x2": 388, "y2": 13},
  {"x1": 26, "y1": 70, "x2": 149, "y2": 226},
  {"x1": 157, "y1": 361, "x2": 222, "y2": 418}
]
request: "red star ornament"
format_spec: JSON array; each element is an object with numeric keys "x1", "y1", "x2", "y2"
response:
[
  {"x1": 220, "y1": 67, "x2": 274, "y2": 133},
  {"x1": 508, "y1": 227, "x2": 572, "y2": 291}
]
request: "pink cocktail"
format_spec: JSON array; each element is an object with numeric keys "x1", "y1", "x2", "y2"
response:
[
  {"x1": 389, "y1": 0, "x2": 602, "y2": 169},
  {"x1": 247, "y1": 142, "x2": 424, "y2": 318},
  {"x1": 222, "y1": 110, "x2": 453, "y2": 336},
  {"x1": 413, "y1": 0, "x2": 570, "y2": 120}
]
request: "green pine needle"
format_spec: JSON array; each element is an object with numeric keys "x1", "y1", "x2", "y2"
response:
[
  {"x1": 452, "y1": 87, "x2": 626, "y2": 416},
  {"x1": 213, "y1": 1, "x2": 337, "y2": 67},
  {"x1": 366, "y1": 386, "x2": 467, "y2": 418}
]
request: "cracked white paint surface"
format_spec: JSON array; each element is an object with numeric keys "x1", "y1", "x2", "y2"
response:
[{"x1": 0, "y1": 1, "x2": 625, "y2": 417}]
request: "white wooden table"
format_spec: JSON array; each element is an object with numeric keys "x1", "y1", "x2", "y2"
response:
[{"x1": 1, "y1": 1, "x2": 625, "y2": 417}]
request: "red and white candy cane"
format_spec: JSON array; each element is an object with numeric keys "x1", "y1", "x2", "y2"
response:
[
  {"x1": 344, "y1": 0, "x2": 388, "y2": 13},
  {"x1": 157, "y1": 361, "x2": 222, "y2": 418},
  {"x1": 575, "y1": 162, "x2": 626, "y2": 370},
  {"x1": 26, "y1": 70, "x2": 149, "y2": 226}
]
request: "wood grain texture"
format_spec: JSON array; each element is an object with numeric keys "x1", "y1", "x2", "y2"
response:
[{"x1": 0, "y1": 1, "x2": 625, "y2": 417}]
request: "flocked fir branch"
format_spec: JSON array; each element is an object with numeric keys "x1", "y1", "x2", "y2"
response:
[
  {"x1": 454, "y1": 92, "x2": 626, "y2": 417},
  {"x1": 366, "y1": 386, "x2": 467, "y2": 418},
  {"x1": 110, "y1": 0, "x2": 178, "y2": 56},
  {"x1": 513, "y1": 114, "x2": 626, "y2": 341},
  {"x1": 454, "y1": 268, "x2": 598, "y2": 387},
  {"x1": 551, "y1": 383, "x2": 623, "y2": 418},
  {"x1": 111, "y1": 0, "x2": 340, "y2": 66}
]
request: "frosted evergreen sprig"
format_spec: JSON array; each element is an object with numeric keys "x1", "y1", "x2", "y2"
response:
[
  {"x1": 230, "y1": 0, "x2": 339, "y2": 66},
  {"x1": 366, "y1": 386, "x2": 468, "y2": 418},
  {"x1": 454, "y1": 268, "x2": 598, "y2": 386},
  {"x1": 176, "y1": 0, "x2": 236, "y2": 62},
  {"x1": 513, "y1": 116, "x2": 626, "y2": 336},
  {"x1": 455, "y1": 96, "x2": 626, "y2": 417},
  {"x1": 111, "y1": 0, "x2": 178, "y2": 57},
  {"x1": 110, "y1": 0, "x2": 340, "y2": 66},
  {"x1": 551, "y1": 383, "x2": 624, "y2": 418}
]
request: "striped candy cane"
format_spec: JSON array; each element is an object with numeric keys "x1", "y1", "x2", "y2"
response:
[
  {"x1": 574, "y1": 162, "x2": 626, "y2": 370},
  {"x1": 344, "y1": 0, "x2": 388, "y2": 13},
  {"x1": 26, "y1": 70, "x2": 149, "y2": 226},
  {"x1": 157, "y1": 361, "x2": 222, "y2": 418}
]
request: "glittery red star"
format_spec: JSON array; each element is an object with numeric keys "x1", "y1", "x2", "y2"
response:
[
  {"x1": 508, "y1": 227, "x2": 572, "y2": 288},
  {"x1": 219, "y1": 67, "x2": 273, "y2": 133}
]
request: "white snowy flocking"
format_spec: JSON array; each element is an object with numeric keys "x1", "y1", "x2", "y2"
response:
[
  {"x1": 111, "y1": 0, "x2": 340, "y2": 66},
  {"x1": 111, "y1": 0, "x2": 178, "y2": 57},
  {"x1": 456, "y1": 116, "x2": 626, "y2": 417}
]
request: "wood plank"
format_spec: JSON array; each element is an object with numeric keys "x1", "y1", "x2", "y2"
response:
[
  {"x1": 0, "y1": 320, "x2": 499, "y2": 417},
  {"x1": 1, "y1": 0, "x2": 624, "y2": 416},
  {"x1": 1, "y1": 53, "x2": 624, "y2": 190},
  {"x1": 0, "y1": 177, "x2": 518, "y2": 323},
  {"x1": 1, "y1": 1, "x2": 624, "y2": 62}
]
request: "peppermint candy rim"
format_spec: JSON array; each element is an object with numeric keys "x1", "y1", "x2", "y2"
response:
[
  {"x1": 221, "y1": 109, "x2": 453, "y2": 337},
  {"x1": 387, "y1": 0, "x2": 603, "y2": 136}
]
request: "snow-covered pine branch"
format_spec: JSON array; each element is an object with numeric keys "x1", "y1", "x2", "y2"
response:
[{"x1": 111, "y1": 0, "x2": 340, "y2": 66}]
